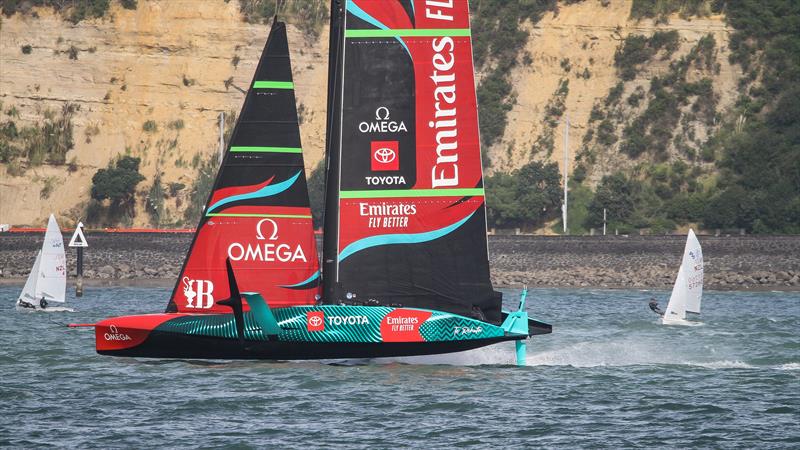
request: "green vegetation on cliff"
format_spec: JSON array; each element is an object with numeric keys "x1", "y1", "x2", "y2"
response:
[
  {"x1": 238, "y1": 0, "x2": 328, "y2": 39},
  {"x1": 485, "y1": 161, "x2": 562, "y2": 230},
  {"x1": 88, "y1": 156, "x2": 145, "y2": 225},
  {"x1": 0, "y1": 103, "x2": 77, "y2": 174},
  {"x1": 470, "y1": 0, "x2": 558, "y2": 158},
  {"x1": 1, "y1": 0, "x2": 136, "y2": 23}
]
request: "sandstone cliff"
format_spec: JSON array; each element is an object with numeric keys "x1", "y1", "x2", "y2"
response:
[
  {"x1": 0, "y1": 0, "x2": 741, "y2": 227},
  {"x1": 1, "y1": 0, "x2": 329, "y2": 227}
]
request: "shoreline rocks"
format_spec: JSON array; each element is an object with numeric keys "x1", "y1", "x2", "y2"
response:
[{"x1": 1, "y1": 233, "x2": 798, "y2": 291}]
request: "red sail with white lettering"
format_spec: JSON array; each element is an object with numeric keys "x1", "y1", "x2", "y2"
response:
[
  {"x1": 322, "y1": 0, "x2": 501, "y2": 323},
  {"x1": 166, "y1": 20, "x2": 319, "y2": 314}
]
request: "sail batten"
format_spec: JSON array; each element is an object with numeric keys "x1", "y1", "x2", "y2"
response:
[
  {"x1": 253, "y1": 81, "x2": 295, "y2": 89},
  {"x1": 345, "y1": 28, "x2": 471, "y2": 37},
  {"x1": 340, "y1": 188, "x2": 484, "y2": 198},
  {"x1": 230, "y1": 146, "x2": 303, "y2": 153}
]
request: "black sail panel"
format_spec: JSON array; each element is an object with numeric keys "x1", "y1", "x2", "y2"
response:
[
  {"x1": 166, "y1": 20, "x2": 320, "y2": 314},
  {"x1": 322, "y1": 0, "x2": 501, "y2": 323}
]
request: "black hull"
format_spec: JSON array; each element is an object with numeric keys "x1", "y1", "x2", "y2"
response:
[{"x1": 99, "y1": 331, "x2": 518, "y2": 360}]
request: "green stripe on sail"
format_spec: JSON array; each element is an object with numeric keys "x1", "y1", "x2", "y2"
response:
[
  {"x1": 345, "y1": 29, "x2": 471, "y2": 38},
  {"x1": 253, "y1": 81, "x2": 294, "y2": 89},
  {"x1": 230, "y1": 146, "x2": 302, "y2": 153},
  {"x1": 205, "y1": 213, "x2": 312, "y2": 219},
  {"x1": 340, "y1": 188, "x2": 484, "y2": 199}
]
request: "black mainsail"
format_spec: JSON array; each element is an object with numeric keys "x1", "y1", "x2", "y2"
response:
[{"x1": 321, "y1": 0, "x2": 501, "y2": 323}]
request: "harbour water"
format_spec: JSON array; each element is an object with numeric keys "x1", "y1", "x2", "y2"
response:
[{"x1": 1, "y1": 286, "x2": 798, "y2": 448}]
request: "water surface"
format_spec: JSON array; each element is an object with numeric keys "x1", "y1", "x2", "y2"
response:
[{"x1": 1, "y1": 286, "x2": 798, "y2": 448}]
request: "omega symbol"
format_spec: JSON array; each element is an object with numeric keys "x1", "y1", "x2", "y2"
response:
[
  {"x1": 375, "y1": 106, "x2": 390, "y2": 120},
  {"x1": 255, "y1": 218, "x2": 278, "y2": 241}
]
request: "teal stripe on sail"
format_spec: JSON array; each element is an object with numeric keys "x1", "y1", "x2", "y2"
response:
[
  {"x1": 338, "y1": 213, "x2": 474, "y2": 262},
  {"x1": 253, "y1": 81, "x2": 294, "y2": 89},
  {"x1": 345, "y1": 29, "x2": 471, "y2": 38},
  {"x1": 230, "y1": 146, "x2": 302, "y2": 153}
]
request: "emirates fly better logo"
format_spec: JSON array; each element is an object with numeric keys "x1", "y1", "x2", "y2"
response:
[{"x1": 371, "y1": 141, "x2": 399, "y2": 171}]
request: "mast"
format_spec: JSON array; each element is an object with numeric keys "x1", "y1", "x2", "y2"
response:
[
  {"x1": 322, "y1": 0, "x2": 345, "y2": 302},
  {"x1": 562, "y1": 114, "x2": 569, "y2": 234}
]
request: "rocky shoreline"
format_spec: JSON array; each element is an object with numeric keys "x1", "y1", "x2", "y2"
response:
[{"x1": 1, "y1": 232, "x2": 798, "y2": 291}]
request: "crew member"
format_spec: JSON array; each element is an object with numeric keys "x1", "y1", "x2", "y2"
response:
[
  {"x1": 648, "y1": 298, "x2": 664, "y2": 316},
  {"x1": 39, "y1": 297, "x2": 48, "y2": 309}
]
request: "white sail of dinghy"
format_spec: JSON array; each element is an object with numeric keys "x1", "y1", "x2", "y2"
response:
[
  {"x1": 16, "y1": 214, "x2": 67, "y2": 310},
  {"x1": 17, "y1": 250, "x2": 42, "y2": 306},
  {"x1": 663, "y1": 265, "x2": 688, "y2": 324},
  {"x1": 38, "y1": 214, "x2": 67, "y2": 303},
  {"x1": 682, "y1": 229, "x2": 703, "y2": 314},
  {"x1": 662, "y1": 229, "x2": 703, "y2": 325}
]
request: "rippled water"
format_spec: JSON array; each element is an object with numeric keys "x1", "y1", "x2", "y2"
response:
[{"x1": 1, "y1": 286, "x2": 798, "y2": 448}]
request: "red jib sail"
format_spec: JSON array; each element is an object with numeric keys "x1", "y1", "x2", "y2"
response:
[
  {"x1": 166, "y1": 20, "x2": 319, "y2": 313},
  {"x1": 322, "y1": 0, "x2": 502, "y2": 323}
]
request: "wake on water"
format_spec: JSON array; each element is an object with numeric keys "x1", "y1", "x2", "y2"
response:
[
  {"x1": 661, "y1": 318, "x2": 704, "y2": 327},
  {"x1": 14, "y1": 306, "x2": 75, "y2": 313}
]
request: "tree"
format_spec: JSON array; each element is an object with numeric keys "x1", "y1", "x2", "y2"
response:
[
  {"x1": 307, "y1": 160, "x2": 325, "y2": 228},
  {"x1": 485, "y1": 161, "x2": 562, "y2": 229},
  {"x1": 90, "y1": 156, "x2": 145, "y2": 220},
  {"x1": 586, "y1": 172, "x2": 638, "y2": 228}
]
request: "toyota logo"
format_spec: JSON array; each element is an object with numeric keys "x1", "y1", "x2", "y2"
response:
[
  {"x1": 374, "y1": 147, "x2": 396, "y2": 164},
  {"x1": 308, "y1": 315, "x2": 323, "y2": 327},
  {"x1": 109, "y1": 324, "x2": 118, "y2": 334}
]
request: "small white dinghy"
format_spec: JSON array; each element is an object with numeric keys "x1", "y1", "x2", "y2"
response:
[
  {"x1": 662, "y1": 229, "x2": 703, "y2": 325},
  {"x1": 16, "y1": 214, "x2": 71, "y2": 312}
]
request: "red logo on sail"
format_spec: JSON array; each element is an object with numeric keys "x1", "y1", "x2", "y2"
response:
[
  {"x1": 307, "y1": 311, "x2": 324, "y2": 332},
  {"x1": 371, "y1": 141, "x2": 399, "y2": 171}
]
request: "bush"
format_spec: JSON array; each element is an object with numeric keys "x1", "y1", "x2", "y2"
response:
[
  {"x1": 142, "y1": 120, "x2": 157, "y2": 133},
  {"x1": 184, "y1": 152, "x2": 217, "y2": 224},
  {"x1": 146, "y1": 173, "x2": 165, "y2": 227},
  {"x1": 90, "y1": 156, "x2": 145, "y2": 221},
  {"x1": 168, "y1": 119, "x2": 184, "y2": 130},
  {"x1": 68, "y1": 0, "x2": 110, "y2": 23},
  {"x1": 596, "y1": 118, "x2": 618, "y2": 147},
  {"x1": 614, "y1": 35, "x2": 651, "y2": 80},
  {"x1": 21, "y1": 45, "x2": 32, "y2": 54},
  {"x1": 239, "y1": 0, "x2": 328, "y2": 39},
  {"x1": 630, "y1": 0, "x2": 714, "y2": 21},
  {"x1": 585, "y1": 172, "x2": 639, "y2": 228},
  {"x1": 13, "y1": 103, "x2": 77, "y2": 166},
  {"x1": 477, "y1": 69, "x2": 515, "y2": 149},
  {"x1": 307, "y1": 160, "x2": 325, "y2": 228},
  {"x1": 485, "y1": 161, "x2": 562, "y2": 229},
  {"x1": 39, "y1": 176, "x2": 58, "y2": 199},
  {"x1": 168, "y1": 182, "x2": 185, "y2": 197}
]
